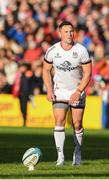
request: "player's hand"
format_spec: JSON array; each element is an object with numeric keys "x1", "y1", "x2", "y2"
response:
[
  {"x1": 46, "y1": 91, "x2": 56, "y2": 102},
  {"x1": 69, "y1": 90, "x2": 81, "y2": 105}
]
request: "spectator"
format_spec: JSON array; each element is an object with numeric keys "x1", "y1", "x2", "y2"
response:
[
  {"x1": 31, "y1": 61, "x2": 44, "y2": 95},
  {"x1": 0, "y1": 71, "x2": 12, "y2": 94},
  {"x1": 24, "y1": 33, "x2": 43, "y2": 64},
  {"x1": 4, "y1": 50, "x2": 18, "y2": 85},
  {"x1": 12, "y1": 61, "x2": 33, "y2": 126}
]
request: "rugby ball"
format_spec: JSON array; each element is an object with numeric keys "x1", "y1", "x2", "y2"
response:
[{"x1": 22, "y1": 147, "x2": 42, "y2": 171}]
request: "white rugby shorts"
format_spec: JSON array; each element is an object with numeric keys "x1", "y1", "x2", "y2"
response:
[{"x1": 53, "y1": 88, "x2": 86, "y2": 109}]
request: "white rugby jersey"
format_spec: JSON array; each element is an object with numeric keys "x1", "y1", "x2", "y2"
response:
[{"x1": 44, "y1": 42, "x2": 91, "y2": 91}]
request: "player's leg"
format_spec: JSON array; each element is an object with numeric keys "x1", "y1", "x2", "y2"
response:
[
  {"x1": 70, "y1": 92, "x2": 86, "y2": 165},
  {"x1": 53, "y1": 102, "x2": 69, "y2": 166},
  {"x1": 71, "y1": 107, "x2": 84, "y2": 165}
]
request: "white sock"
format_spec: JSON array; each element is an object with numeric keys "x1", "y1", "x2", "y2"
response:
[
  {"x1": 73, "y1": 128, "x2": 84, "y2": 149},
  {"x1": 54, "y1": 126, "x2": 65, "y2": 160}
]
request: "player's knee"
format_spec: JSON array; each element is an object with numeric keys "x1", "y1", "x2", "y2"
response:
[
  {"x1": 55, "y1": 117, "x2": 65, "y2": 126},
  {"x1": 73, "y1": 120, "x2": 82, "y2": 131}
]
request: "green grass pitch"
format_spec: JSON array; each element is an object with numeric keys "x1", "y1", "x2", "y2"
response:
[{"x1": 0, "y1": 127, "x2": 109, "y2": 179}]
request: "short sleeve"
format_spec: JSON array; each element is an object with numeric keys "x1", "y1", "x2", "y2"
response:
[
  {"x1": 44, "y1": 46, "x2": 54, "y2": 64},
  {"x1": 80, "y1": 47, "x2": 91, "y2": 64}
]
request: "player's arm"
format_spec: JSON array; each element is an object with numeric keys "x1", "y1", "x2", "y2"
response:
[
  {"x1": 43, "y1": 61, "x2": 55, "y2": 102},
  {"x1": 69, "y1": 61, "x2": 92, "y2": 104},
  {"x1": 77, "y1": 61, "x2": 92, "y2": 93}
]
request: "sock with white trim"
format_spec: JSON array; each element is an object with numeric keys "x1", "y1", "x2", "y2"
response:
[
  {"x1": 54, "y1": 126, "x2": 65, "y2": 160},
  {"x1": 73, "y1": 128, "x2": 84, "y2": 149}
]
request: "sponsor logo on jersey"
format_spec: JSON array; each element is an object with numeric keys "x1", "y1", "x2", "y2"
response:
[
  {"x1": 56, "y1": 61, "x2": 78, "y2": 72},
  {"x1": 72, "y1": 52, "x2": 78, "y2": 58},
  {"x1": 55, "y1": 53, "x2": 62, "y2": 58}
]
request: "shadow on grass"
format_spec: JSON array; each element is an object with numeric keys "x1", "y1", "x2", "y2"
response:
[{"x1": 0, "y1": 128, "x2": 109, "y2": 163}]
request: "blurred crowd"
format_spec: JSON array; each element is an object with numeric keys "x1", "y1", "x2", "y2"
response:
[{"x1": 0, "y1": 0, "x2": 109, "y2": 97}]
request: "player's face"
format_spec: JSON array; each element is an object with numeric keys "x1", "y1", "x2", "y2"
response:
[{"x1": 59, "y1": 25, "x2": 74, "y2": 44}]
